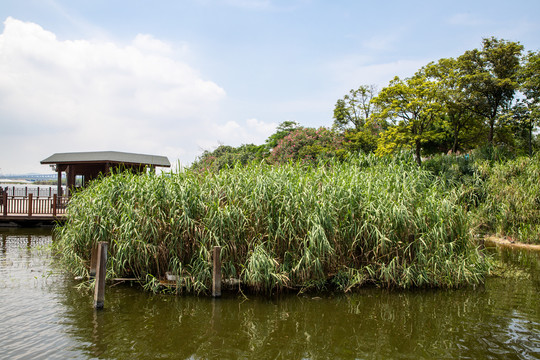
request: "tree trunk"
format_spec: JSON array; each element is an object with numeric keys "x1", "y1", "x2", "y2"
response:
[
  {"x1": 415, "y1": 140, "x2": 422, "y2": 166},
  {"x1": 529, "y1": 119, "x2": 533, "y2": 158},
  {"x1": 452, "y1": 124, "x2": 460, "y2": 153},
  {"x1": 488, "y1": 117, "x2": 495, "y2": 145}
]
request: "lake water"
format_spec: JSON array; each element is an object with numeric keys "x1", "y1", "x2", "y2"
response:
[{"x1": 1, "y1": 228, "x2": 539, "y2": 359}]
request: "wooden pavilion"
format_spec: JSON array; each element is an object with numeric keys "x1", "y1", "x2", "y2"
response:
[{"x1": 41, "y1": 151, "x2": 171, "y2": 197}]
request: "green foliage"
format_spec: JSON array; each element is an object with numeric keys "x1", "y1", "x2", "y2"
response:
[
  {"x1": 343, "y1": 129, "x2": 378, "y2": 154},
  {"x1": 473, "y1": 155, "x2": 540, "y2": 244},
  {"x1": 520, "y1": 50, "x2": 540, "y2": 105},
  {"x1": 191, "y1": 144, "x2": 267, "y2": 172},
  {"x1": 373, "y1": 75, "x2": 445, "y2": 164},
  {"x1": 457, "y1": 37, "x2": 524, "y2": 145},
  {"x1": 356, "y1": 37, "x2": 538, "y2": 164},
  {"x1": 422, "y1": 150, "x2": 540, "y2": 245},
  {"x1": 333, "y1": 85, "x2": 378, "y2": 130},
  {"x1": 55, "y1": 155, "x2": 491, "y2": 295},
  {"x1": 265, "y1": 121, "x2": 300, "y2": 150},
  {"x1": 423, "y1": 58, "x2": 486, "y2": 152},
  {"x1": 269, "y1": 127, "x2": 344, "y2": 164}
]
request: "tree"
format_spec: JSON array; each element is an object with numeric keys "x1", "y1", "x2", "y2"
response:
[
  {"x1": 519, "y1": 50, "x2": 540, "y2": 156},
  {"x1": 269, "y1": 127, "x2": 344, "y2": 164},
  {"x1": 423, "y1": 58, "x2": 484, "y2": 153},
  {"x1": 373, "y1": 75, "x2": 445, "y2": 165},
  {"x1": 333, "y1": 85, "x2": 383, "y2": 155},
  {"x1": 265, "y1": 121, "x2": 300, "y2": 150},
  {"x1": 457, "y1": 37, "x2": 524, "y2": 145},
  {"x1": 191, "y1": 144, "x2": 267, "y2": 172},
  {"x1": 342, "y1": 129, "x2": 378, "y2": 154},
  {"x1": 521, "y1": 50, "x2": 540, "y2": 103},
  {"x1": 333, "y1": 85, "x2": 378, "y2": 130}
]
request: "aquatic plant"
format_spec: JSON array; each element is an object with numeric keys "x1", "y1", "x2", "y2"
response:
[{"x1": 55, "y1": 154, "x2": 490, "y2": 294}]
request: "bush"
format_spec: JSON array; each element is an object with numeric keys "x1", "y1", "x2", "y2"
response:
[
  {"x1": 269, "y1": 127, "x2": 344, "y2": 164},
  {"x1": 55, "y1": 154, "x2": 490, "y2": 294},
  {"x1": 474, "y1": 154, "x2": 540, "y2": 244}
]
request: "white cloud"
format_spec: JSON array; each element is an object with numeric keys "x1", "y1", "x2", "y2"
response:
[
  {"x1": 447, "y1": 13, "x2": 484, "y2": 26},
  {"x1": 329, "y1": 56, "x2": 429, "y2": 89},
  {"x1": 197, "y1": 118, "x2": 277, "y2": 152},
  {"x1": 132, "y1": 34, "x2": 173, "y2": 55},
  {"x1": 362, "y1": 33, "x2": 401, "y2": 52},
  {"x1": 0, "y1": 17, "x2": 227, "y2": 173}
]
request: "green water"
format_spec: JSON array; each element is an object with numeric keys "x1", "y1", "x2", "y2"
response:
[{"x1": 1, "y1": 228, "x2": 539, "y2": 359}]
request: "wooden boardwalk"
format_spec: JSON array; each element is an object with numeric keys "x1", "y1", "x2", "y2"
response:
[{"x1": 1, "y1": 193, "x2": 67, "y2": 226}]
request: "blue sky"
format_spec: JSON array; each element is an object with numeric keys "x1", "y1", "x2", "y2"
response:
[{"x1": 1, "y1": 0, "x2": 539, "y2": 174}]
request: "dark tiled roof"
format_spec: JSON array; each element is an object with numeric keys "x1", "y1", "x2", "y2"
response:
[{"x1": 41, "y1": 151, "x2": 170, "y2": 167}]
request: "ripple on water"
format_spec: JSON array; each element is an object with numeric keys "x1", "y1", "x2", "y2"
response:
[{"x1": 1, "y1": 231, "x2": 539, "y2": 360}]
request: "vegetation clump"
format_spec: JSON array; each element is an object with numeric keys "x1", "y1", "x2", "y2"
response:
[
  {"x1": 422, "y1": 150, "x2": 540, "y2": 244},
  {"x1": 55, "y1": 155, "x2": 490, "y2": 294}
]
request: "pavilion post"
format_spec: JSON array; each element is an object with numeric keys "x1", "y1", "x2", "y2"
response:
[
  {"x1": 57, "y1": 168, "x2": 62, "y2": 201},
  {"x1": 2, "y1": 191, "x2": 7, "y2": 216},
  {"x1": 53, "y1": 194, "x2": 57, "y2": 217},
  {"x1": 28, "y1": 193, "x2": 33, "y2": 216},
  {"x1": 65, "y1": 165, "x2": 71, "y2": 198}
]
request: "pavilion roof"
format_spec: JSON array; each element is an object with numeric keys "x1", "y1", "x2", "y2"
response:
[{"x1": 40, "y1": 151, "x2": 171, "y2": 167}]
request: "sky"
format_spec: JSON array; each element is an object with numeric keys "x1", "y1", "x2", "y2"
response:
[{"x1": 0, "y1": 0, "x2": 539, "y2": 174}]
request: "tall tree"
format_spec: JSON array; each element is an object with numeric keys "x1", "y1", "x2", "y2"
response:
[
  {"x1": 457, "y1": 37, "x2": 524, "y2": 145},
  {"x1": 373, "y1": 75, "x2": 444, "y2": 165},
  {"x1": 333, "y1": 85, "x2": 378, "y2": 130},
  {"x1": 521, "y1": 50, "x2": 540, "y2": 103},
  {"x1": 515, "y1": 50, "x2": 540, "y2": 156},
  {"x1": 265, "y1": 121, "x2": 300, "y2": 150},
  {"x1": 423, "y1": 58, "x2": 484, "y2": 152}
]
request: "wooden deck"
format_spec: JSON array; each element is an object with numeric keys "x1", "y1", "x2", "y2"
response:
[{"x1": 0, "y1": 193, "x2": 67, "y2": 226}]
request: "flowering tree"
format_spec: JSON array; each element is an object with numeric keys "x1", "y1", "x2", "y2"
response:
[{"x1": 269, "y1": 127, "x2": 344, "y2": 164}]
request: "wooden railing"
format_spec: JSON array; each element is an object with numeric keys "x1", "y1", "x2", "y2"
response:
[
  {"x1": 1, "y1": 193, "x2": 68, "y2": 217},
  {"x1": 2, "y1": 185, "x2": 65, "y2": 197}
]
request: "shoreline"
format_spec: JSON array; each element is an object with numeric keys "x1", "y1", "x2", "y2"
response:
[{"x1": 483, "y1": 236, "x2": 540, "y2": 251}]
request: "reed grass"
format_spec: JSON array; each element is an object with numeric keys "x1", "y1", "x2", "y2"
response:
[
  {"x1": 55, "y1": 154, "x2": 490, "y2": 294},
  {"x1": 473, "y1": 154, "x2": 540, "y2": 244},
  {"x1": 423, "y1": 152, "x2": 540, "y2": 245}
]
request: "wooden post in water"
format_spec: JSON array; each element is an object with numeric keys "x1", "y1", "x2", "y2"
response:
[
  {"x1": 89, "y1": 243, "x2": 98, "y2": 278},
  {"x1": 94, "y1": 242, "x2": 108, "y2": 309},
  {"x1": 212, "y1": 246, "x2": 222, "y2": 297},
  {"x1": 28, "y1": 193, "x2": 33, "y2": 216}
]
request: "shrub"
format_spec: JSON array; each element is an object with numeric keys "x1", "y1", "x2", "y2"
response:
[{"x1": 55, "y1": 154, "x2": 490, "y2": 294}]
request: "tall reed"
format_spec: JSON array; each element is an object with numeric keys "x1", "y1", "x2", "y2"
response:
[
  {"x1": 473, "y1": 154, "x2": 540, "y2": 244},
  {"x1": 55, "y1": 154, "x2": 490, "y2": 294}
]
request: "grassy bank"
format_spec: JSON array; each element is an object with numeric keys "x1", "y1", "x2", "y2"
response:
[
  {"x1": 55, "y1": 155, "x2": 490, "y2": 294},
  {"x1": 424, "y1": 151, "x2": 540, "y2": 245}
]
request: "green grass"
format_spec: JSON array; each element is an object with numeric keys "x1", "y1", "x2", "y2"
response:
[
  {"x1": 55, "y1": 154, "x2": 490, "y2": 294},
  {"x1": 473, "y1": 154, "x2": 540, "y2": 244},
  {"x1": 423, "y1": 151, "x2": 540, "y2": 245}
]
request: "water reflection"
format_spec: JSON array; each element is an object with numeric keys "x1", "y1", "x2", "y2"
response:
[
  {"x1": 1, "y1": 229, "x2": 539, "y2": 360},
  {"x1": 57, "y1": 279, "x2": 539, "y2": 359}
]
